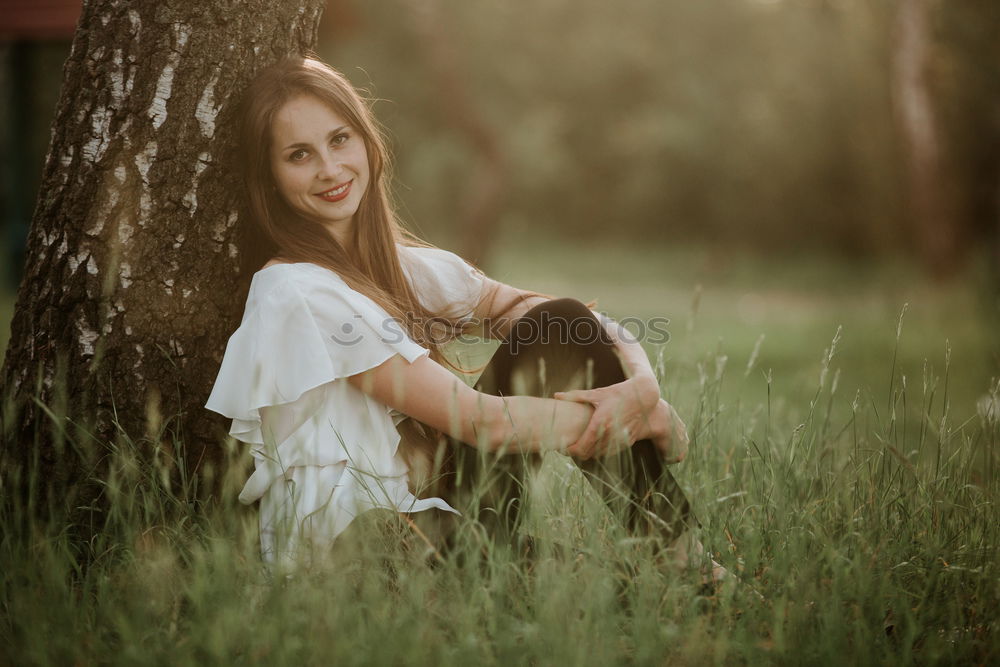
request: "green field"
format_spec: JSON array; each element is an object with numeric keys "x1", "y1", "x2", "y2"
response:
[{"x1": 1, "y1": 241, "x2": 997, "y2": 664}]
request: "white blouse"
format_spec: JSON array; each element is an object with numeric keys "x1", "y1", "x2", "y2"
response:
[{"x1": 205, "y1": 245, "x2": 486, "y2": 565}]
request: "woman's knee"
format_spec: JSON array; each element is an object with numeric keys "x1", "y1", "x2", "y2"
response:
[
  {"x1": 520, "y1": 297, "x2": 594, "y2": 322},
  {"x1": 510, "y1": 298, "x2": 611, "y2": 349}
]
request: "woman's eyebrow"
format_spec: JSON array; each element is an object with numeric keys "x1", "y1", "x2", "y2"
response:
[{"x1": 282, "y1": 126, "x2": 349, "y2": 151}]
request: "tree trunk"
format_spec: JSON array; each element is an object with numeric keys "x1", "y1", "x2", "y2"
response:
[
  {"x1": 0, "y1": 0, "x2": 325, "y2": 511},
  {"x1": 892, "y1": 0, "x2": 960, "y2": 278}
]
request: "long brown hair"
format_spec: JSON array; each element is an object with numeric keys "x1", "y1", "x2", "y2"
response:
[
  {"x1": 237, "y1": 55, "x2": 477, "y2": 363},
  {"x1": 237, "y1": 56, "x2": 553, "y2": 474}
]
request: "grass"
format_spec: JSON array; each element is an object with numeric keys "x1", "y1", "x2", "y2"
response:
[{"x1": 1, "y1": 241, "x2": 998, "y2": 664}]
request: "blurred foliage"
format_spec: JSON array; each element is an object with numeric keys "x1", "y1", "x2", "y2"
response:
[
  {"x1": 321, "y1": 0, "x2": 998, "y2": 262},
  {"x1": 1, "y1": 0, "x2": 997, "y2": 287}
]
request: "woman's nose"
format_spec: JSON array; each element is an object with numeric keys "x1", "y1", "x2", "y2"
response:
[{"x1": 317, "y1": 151, "x2": 340, "y2": 180}]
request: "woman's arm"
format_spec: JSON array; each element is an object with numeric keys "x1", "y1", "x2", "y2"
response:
[{"x1": 347, "y1": 353, "x2": 601, "y2": 454}]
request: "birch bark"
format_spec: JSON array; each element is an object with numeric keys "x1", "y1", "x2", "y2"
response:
[{"x1": 1, "y1": 0, "x2": 325, "y2": 507}]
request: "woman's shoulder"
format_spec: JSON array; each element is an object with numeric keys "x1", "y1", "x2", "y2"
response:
[
  {"x1": 397, "y1": 243, "x2": 485, "y2": 313},
  {"x1": 251, "y1": 260, "x2": 344, "y2": 292},
  {"x1": 241, "y1": 261, "x2": 352, "y2": 319},
  {"x1": 397, "y1": 243, "x2": 483, "y2": 286},
  {"x1": 396, "y1": 243, "x2": 467, "y2": 266},
  {"x1": 255, "y1": 259, "x2": 333, "y2": 277},
  {"x1": 260, "y1": 258, "x2": 291, "y2": 271},
  {"x1": 248, "y1": 260, "x2": 399, "y2": 325}
]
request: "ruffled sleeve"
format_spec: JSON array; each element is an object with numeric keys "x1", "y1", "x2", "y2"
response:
[
  {"x1": 205, "y1": 265, "x2": 429, "y2": 445},
  {"x1": 205, "y1": 264, "x2": 457, "y2": 566},
  {"x1": 398, "y1": 245, "x2": 487, "y2": 322}
]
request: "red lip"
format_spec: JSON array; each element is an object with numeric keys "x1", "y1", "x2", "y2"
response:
[{"x1": 315, "y1": 181, "x2": 352, "y2": 202}]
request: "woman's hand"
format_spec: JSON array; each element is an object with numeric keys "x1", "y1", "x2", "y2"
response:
[
  {"x1": 554, "y1": 375, "x2": 662, "y2": 460},
  {"x1": 647, "y1": 398, "x2": 689, "y2": 464},
  {"x1": 555, "y1": 377, "x2": 689, "y2": 463}
]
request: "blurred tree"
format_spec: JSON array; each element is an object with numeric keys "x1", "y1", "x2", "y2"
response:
[
  {"x1": 401, "y1": 0, "x2": 507, "y2": 265},
  {"x1": 936, "y1": 0, "x2": 1000, "y2": 306},
  {"x1": 892, "y1": 0, "x2": 960, "y2": 278},
  {"x1": 1, "y1": 0, "x2": 325, "y2": 523},
  {"x1": 1, "y1": 43, "x2": 73, "y2": 290},
  {"x1": 0, "y1": 0, "x2": 79, "y2": 289},
  {"x1": 318, "y1": 0, "x2": 361, "y2": 42},
  {"x1": 320, "y1": 0, "x2": 995, "y2": 272},
  {"x1": 325, "y1": 0, "x2": 910, "y2": 259}
]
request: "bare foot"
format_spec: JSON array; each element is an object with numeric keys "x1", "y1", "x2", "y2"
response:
[
  {"x1": 697, "y1": 558, "x2": 731, "y2": 596},
  {"x1": 666, "y1": 533, "x2": 763, "y2": 600}
]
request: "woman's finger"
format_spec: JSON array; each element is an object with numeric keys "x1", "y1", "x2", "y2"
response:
[
  {"x1": 567, "y1": 419, "x2": 604, "y2": 458},
  {"x1": 568, "y1": 431, "x2": 596, "y2": 459},
  {"x1": 566, "y1": 440, "x2": 588, "y2": 458},
  {"x1": 593, "y1": 422, "x2": 631, "y2": 457},
  {"x1": 553, "y1": 389, "x2": 597, "y2": 404},
  {"x1": 590, "y1": 421, "x2": 621, "y2": 458}
]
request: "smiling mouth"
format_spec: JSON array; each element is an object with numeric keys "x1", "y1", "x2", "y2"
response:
[{"x1": 316, "y1": 181, "x2": 352, "y2": 202}]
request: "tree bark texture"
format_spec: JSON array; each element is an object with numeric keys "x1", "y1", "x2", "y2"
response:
[
  {"x1": 892, "y1": 0, "x2": 960, "y2": 278},
  {"x1": 1, "y1": 0, "x2": 325, "y2": 502}
]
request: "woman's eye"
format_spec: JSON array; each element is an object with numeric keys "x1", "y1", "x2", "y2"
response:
[
  {"x1": 289, "y1": 149, "x2": 308, "y2": 162},
  {"x1": 331, "y1": 133, "x2": 349, "y2": 146}
]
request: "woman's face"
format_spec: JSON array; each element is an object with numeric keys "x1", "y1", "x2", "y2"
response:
[{"x1": 269, "y1": 94, "x2": 370, "y2": 243}]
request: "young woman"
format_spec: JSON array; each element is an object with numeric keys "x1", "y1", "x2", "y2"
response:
[{"x1": 206, "y1": 56, "x2": 696, "y2": 569}]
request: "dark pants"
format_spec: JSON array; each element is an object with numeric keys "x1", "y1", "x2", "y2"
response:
[{"x1": 425, "y1": 298, "x2": 693, "y2": 547}]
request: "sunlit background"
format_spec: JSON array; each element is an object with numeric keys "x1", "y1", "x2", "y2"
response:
[
  {"x1": 2, "y1": 0, "x2": 998, "y2": 415},
  {"x1": 2, "y1": 6, "x2": 999, "y2": 660}
]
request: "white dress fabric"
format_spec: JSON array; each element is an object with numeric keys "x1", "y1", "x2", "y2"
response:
[{"x1": 205, "y1": 245, "x2": 486, "y2": 566}]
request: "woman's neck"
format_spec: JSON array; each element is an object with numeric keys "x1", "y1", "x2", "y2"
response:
[{"x1": 322, "y1": 219, "x2": 356, "y2": 249}]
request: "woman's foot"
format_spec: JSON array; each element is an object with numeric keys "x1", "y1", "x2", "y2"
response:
[
  {"x1": 697, "y1": 558, "x2": 730, "y2": 597},
  {"x1": 663, "y1": 532, "x2": 760, "y2": 600}
]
